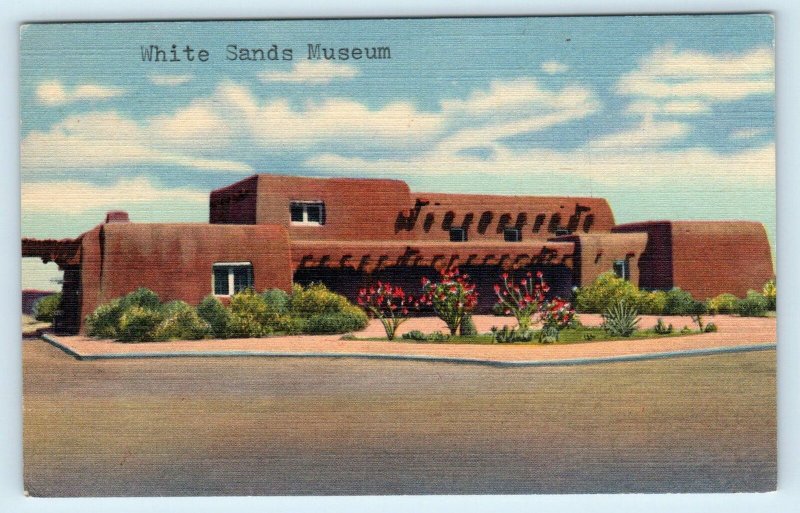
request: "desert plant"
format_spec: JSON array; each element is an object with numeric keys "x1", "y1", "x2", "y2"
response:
[
  {"x1": 690, "y1": 314, "x2": 705, "y2": 332},
  {"x1": 491, "y1": 325, "x2": 535, "y2": 343},
  {"x1": 459, "y1": 314, "x2": 478, "y2": 336},
  {"x1": 226, "y1": 289, "x2": 272, "y2": 337},
  {"x1": 401, "y1": 330, "x2": 428, "y2": 341},
  {"x1": 707, "y1": 293, "x2": 739, "y2": 315},
  {"x1": 153, "y1": 308, "x2": 212, "y2": 341},
  {"x1": 574, "y1": 272, "x2": 640, "y2": 313},
  {"x1": 117, "y1": 306, "x2": 164, "y2": 342},
  {"x1": 653, "y1": 318, "x2": 673, "y2": 335},
  {"x1": 357, "y1": 281, "x2": 417, "y2": 340},
  {"x1": 601, "y1": 300, "x2": 640, "y2": 337},
  {"x1": 289, "y1": 283, "x2": 353, "y2": 316},
  {"x1": 420, "y1": 268, "x2": 478, "y2": 336},
  {"x1": 704, "y1": 323, "x2": 718, "y2": 333},
  {"x1": 538, "y1": 324, "x2": 560, "y2": 343},
  {"x1": 737, "y1": 290, "x2": 769, "y2": 317},
  {"x1": 636, "y1": 290, "x2": 667, "y2": 315},
  {"x1": 85, "y1": 299, "x2": 125, "y2": 338},
  {"x1": 493, "y1": 271, "x2": 547, "y2": 330},
  {"x1": 304, "y1": 308, "x2": 369, "y2": 334},
  {"x1": 664, "y1": 288, "x2": 707, "y2": 315},
  {"x1": 763, "y1": 279, "x2": 776, "y2": 311},
  {"x1": 33, "y1": 292, "x2": 61, "y2": 323},
  {"x1": 262, "y1": 288, "x2": 290, "y2": 314},
  {"x1": 196, "y1": 295, "x2": 231, "y2": 338},
  {"x1": 119, "y1": 287, "x2": 162, "y2": 311},
  {"x1": 425, "y1": 331, "x2": 450, "y2": 342}
]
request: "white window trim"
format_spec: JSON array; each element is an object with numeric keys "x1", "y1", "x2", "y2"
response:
[
  {"x1": 213, "y1": 262, "x2": 253, "y2": 296},
  {"x1": 290, "y1": 200, "x2": 325, "y2": 226}
]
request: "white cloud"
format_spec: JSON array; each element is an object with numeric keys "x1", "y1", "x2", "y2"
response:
[
  {"x1": 616, "y1": 45, "x2": 774, "y2": 102},
  {"x1": 36, "y1": 80, "x2": 125, "y2": 106},
  {"x1": 590, "y1": 115, "x2": 689, "y2": 150},
  {"x1": 440, "y1": 78, "x2": 589, "y2": 115},
  {"x1": 308, "y1": 142, "x2": 774, "y2": 189},
  {"x1": 148, "y1": 74, "x2": 193, "y2": 86},
  {"x1": 541, "y1": 60, "x2": 569, "y2": 75},
  {"x1": 21, "y1": 111, "x2": 252, "y2": 173},
  {"x1": 627, "y1": 100, "x2": 711, "y2": 116},
  {"x1": 258, "y1": 61, "x2": 358, "y2": 83},
  {"x1": 21, "y1": 177, "x2": 207, "y2": 215},
  {"x1": 731, "y1": 127, "x2": 770, "y2": 139}
]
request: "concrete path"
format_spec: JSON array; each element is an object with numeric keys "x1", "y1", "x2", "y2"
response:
[{"x1": 41, "y1": 314, "x2": 776, "y2": 365}]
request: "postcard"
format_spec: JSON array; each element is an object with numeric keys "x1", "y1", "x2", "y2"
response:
[{"x1": 20, "y1": 15, "x2": 776, "y2": 496}]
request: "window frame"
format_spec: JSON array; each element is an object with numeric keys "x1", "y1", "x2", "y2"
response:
[
  {"x1": 290, "y1": 200, "x2": 326, "y2": 226},
  {"x1": 449, "y1": 227, "x2": 467, "y2": 242},
  {"x1": 504, "y1": 227, "x2": 522, "y2": 242},
  {"x1": 212, "y1": 262, "x2": 254, "y2": 296}
]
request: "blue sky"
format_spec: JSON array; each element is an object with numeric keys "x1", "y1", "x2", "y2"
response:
[{"x1": 20, "y1": 16, "x2": 775, "y2": 290}]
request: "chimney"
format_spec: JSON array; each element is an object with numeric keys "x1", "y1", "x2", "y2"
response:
[{"x1": 105, "y1": 211, "x2": 130, "y2": 224}]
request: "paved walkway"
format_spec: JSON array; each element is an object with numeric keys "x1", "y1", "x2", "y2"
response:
[{"x1": 41, "y1": 314, "x2": 776, "y2": 365}]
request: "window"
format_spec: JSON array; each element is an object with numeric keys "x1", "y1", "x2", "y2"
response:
[
  {"x1": 213, "y1": 263, "x2": 254, "y2": 296},
  {"x1": 504, "y1": 228, "x2": 522, "y2": 242},
  {"x1": 450, "y1": 227, "x2": 467, "y2": 242},
  {"x1": 290, "y1": 201, "x2": 325, "y2": 225},
  {"x1": 555, "y1": 228, "x2": 570, "y2": 236},
  {"x1": 613, "y1": 259, "x2": 630, "y2": 281}
]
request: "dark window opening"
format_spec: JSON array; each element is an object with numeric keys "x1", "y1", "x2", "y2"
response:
[
  {"x1": 504, "y1": 228, "x2": 522, "y2": 242},
  {"x1": 613, "y1": 259, "x2": 630, "y2": 281},
  {"x1": 555, "y1": 228, "x2": 570, "y2": 236},
  {"x1": 450, "y1": 228, "x2": 467, "y2": 242},
  {"x1": 213, "y1": 263, "x2": 254, "y2": 295}
]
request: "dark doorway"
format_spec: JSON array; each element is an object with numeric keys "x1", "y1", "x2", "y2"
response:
[{"x1": 54, "y1": 266, "x2": 81, "y2": 334}]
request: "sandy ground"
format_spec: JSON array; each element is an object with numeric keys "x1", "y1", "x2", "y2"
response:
[
  {"x1": 49, "y1": 314, "x2": 776, "y2": 362},
  {"x1": 23, "y1": 340, "x2": 776, "y2": 496}
]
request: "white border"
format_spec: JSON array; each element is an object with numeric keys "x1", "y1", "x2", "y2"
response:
[{"x1": 2, "y1": 2, "x2": 798, "y2": 512}]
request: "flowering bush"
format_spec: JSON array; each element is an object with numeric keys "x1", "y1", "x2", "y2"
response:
[
  {"x1": 540, "y1": 297, "x2": 576, "y2": 330},
  {"x1": 419, "y1": 268, "x2": 479, "y2": 336},
  {"x1": 493, "y1": 271, "x2": 548, "y2": 330},
  {"x1": 493, "y1": 271, "x2": 575, "y2": 342},
  {"x1": 358, "y1": 281, "x2": 417, "y2": 340}
]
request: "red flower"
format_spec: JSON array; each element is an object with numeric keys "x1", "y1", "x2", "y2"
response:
[{"x1": 536, "y1": 271, "x2": 543, "y2": 278}]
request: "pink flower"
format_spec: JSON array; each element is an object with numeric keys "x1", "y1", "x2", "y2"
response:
[{"x1": 536, "y1": 271, "x2": 543, "y2": 278}]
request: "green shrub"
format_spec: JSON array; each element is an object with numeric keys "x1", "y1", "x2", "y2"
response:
[
  {"x1": 704, "y1": 323, "x2": 718, "y2": 333},
  {"x1": 491, "y1": 325, "x2": 535, "y2": 343},
  {"x1": 304, "y1": 308, "x2": 369, "y2": 334},
  {"x1": 653, "y1": 318, "x2": 673, "y2": 334},
  {"x1": 763, "y1": 279, "x2": 776, "y2": 311},
  {"x1": 601, "y1": 300, "x2": 640, "y2": 337},
  {"x1": 274, "y1": 315, "x2": 307, "y2": 335},
  {"x1": 117, "y1": 306, "x2": 164, "y2": 342},
  {"x1": 119, "y1": 288, "x2": 161, "y2": 311},
  {"x1": 154, "y1": 308, "x2": 211, "y2": 341},
  {"x1": 707, "y1": 293, "x2": 739, "y2": 315},
  {"x1": 290, "y1": 283, "x2": 352, "y2": 316},
  {"x1": 401, "y1": 330, "x2": 428, "y2": 341},
  {"x1": 197, "y1": 295, "x2": 230, "y2": 338},
  {"x1": 459, "y1": 314, "x2": 478, "y2": 336},
  {"x1": 538, "y1": 324, "x2": 560, "y2": 343},
  {"x1": 575, "y1": 272, "x2": 640, "y2": 313},
  {"x1": 425, "y1": 331, "x2": 450, "y2": 342},
  {"x1": 33, "y1": 293, "x2": 61, "y2": 323},
  {"x1": 737, "y1": 291, "x2": 769, "y2": 317},
  {"x1": 636, "y1": 290, "x2": 667, "y2": 315},
  {"x1": 664, "y1": 288, "x2": 707, "y2": 315},
  {"x1": 160, "y1": 300, "x2": 194, "y2": 318},
  {"x1": 262, "y1": 288, "x2": 290, "y2": 314},
  {"x1": 85, "y1": 299, "x2": 125, "y2": 338},
  {"x1": 227, "y1": 289, "x2": 272, "y2": 337}
]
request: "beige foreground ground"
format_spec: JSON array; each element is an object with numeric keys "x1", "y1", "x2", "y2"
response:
[
  {"x1": 49, "y1": 314, "x2": 776, "y2": 362},
  {"x1": 23, "y1": 339, "x2": 776, "y2": 495}
]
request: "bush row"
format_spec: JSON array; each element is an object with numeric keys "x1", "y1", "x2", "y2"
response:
[
  {"x1": 86, "y1": 284, "x2": 368, "y2": 342},
  {"x1": 574, "y1": 273, "x2": 775, "y2": 317}
]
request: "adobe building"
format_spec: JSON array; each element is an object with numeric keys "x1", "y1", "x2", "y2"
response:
[{"x1": 23, "y1": 174, "x2": 774, "y2": 334}]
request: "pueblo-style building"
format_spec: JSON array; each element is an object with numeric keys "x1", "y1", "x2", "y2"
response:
[{"x1": 23, "y1": 174, "x2": 774, "y2": 334}]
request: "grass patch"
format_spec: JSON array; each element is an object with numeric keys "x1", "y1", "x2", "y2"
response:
[{"x1": 345, "y1": 326, "x2": 693, "y2": 345}]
